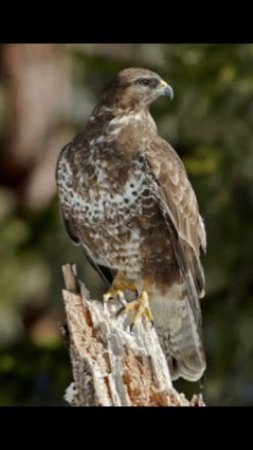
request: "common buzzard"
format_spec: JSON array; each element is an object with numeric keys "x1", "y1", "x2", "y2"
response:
[{"x1": 56, "y1": 68, "x2": 207, "y2": 381}]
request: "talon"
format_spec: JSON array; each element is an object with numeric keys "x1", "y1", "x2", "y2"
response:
[
  {"x1": 117, "y1": 290, "x2": 154, "y2": 330},
  {"x1": 130, "y1": 322, "x2": 134, "y2": 333},
  {"x1": 116, "y1": 305, "x2": 126, "y2": 317},
  {"x1": 103, "y1": 289, "x2": 125, "y2": 303},
  {"x1": 103, "y1": 273, "x2": 137, "y2": 307}
]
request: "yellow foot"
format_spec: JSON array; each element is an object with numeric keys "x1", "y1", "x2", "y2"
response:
[
  {"x1": 103, "y1": 272, "x2": 137, "y2": 306},
  {"x1": 117, "y1": 290, "x2": 154, "y2": 331},
  {"x1": 103, "y1": 288, "x2": 126, "y2": 305}
]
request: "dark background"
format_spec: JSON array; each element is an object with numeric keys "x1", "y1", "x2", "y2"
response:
[{"x1": 0, "y1": 43, "x2": 253, "y2": 405}]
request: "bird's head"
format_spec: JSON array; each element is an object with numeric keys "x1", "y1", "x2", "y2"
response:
[{"x1": 99, "y1": 68, "x2": 174, "y2": 112}]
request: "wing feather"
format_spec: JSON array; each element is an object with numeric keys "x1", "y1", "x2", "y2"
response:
[
  {"x1": 60, "y1": 208, "x2": 113, "y2": 287},
  {"x1": 145, "y1": 138, "x2": 206, "y2": 330}
]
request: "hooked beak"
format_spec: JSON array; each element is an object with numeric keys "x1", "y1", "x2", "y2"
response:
[{"x1": 160, "y1": 80, "x2": 174, "y2": 100}]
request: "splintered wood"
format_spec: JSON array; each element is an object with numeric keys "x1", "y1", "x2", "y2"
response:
[{"x1": 61, "y1": 264, "x2": 205, "y2": 407}]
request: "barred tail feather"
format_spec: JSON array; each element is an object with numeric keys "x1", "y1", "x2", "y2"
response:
[
  {"x1": 151, "y1": 289, "x2": 206, "y2": 382},
  {"x1": 168, "y1": 299, "x2": 206, "y2": 381}
]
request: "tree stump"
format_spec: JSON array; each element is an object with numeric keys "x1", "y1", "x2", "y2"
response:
[{"x1": 61, "y1": 263, "x2": 205, "y2": 407}]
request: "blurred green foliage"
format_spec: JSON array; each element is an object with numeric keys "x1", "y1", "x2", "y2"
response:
[{"x1": 1, "y1": 44, "x2": 253, "y2": 405}]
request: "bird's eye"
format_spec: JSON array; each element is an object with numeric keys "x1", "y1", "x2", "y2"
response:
[
  {"x1": 137, "y1": 78, "x2": 151, "y2": 87},
  {"x1": 136, "y1": 78, "x2": 159, "y2": 88}
]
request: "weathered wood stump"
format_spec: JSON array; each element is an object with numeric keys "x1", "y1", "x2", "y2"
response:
[{"x1": 61, "y1": 263, "x2": 204, "y2": 407}]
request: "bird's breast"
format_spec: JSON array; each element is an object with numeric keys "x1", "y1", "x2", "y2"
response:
[
  {"x1": 72, "y1": 154, "x2": 150, "y2": 224},
  {"x1": 57, "y1": 140, "x2": 165, "y2": 275}
]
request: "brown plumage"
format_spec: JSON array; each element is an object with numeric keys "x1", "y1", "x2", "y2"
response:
[{"x1": 56, "y1": 68, "x2": 207, "y2": 381}]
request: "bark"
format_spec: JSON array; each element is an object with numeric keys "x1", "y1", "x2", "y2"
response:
[{"x1": 61, "y1": 263, "x2": 205, "y2": 407}]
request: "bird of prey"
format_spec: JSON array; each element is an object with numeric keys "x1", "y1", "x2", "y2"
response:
[{"x1": 56, "y1": 68, "x2": 207, "y2": 382}]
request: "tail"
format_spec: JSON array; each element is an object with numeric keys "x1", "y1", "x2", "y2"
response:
[{"x1": 151, "y1": 287, "x2": 206, "y2": 382}]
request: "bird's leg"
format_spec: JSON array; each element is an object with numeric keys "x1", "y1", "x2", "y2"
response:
[
  {"x1": 103, "y1": 272, "x2": 137, "y2": 306},
  {"x1": 103, "y1": 273, "x2": 153, "y2": 329},
  {"x1": 117, "y1": 290, "x2": 154, "y2": 330}
]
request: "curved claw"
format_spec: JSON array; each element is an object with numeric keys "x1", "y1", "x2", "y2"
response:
[{"x1": 116, "y1": 305, "x2": 126, "y2": 317}]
